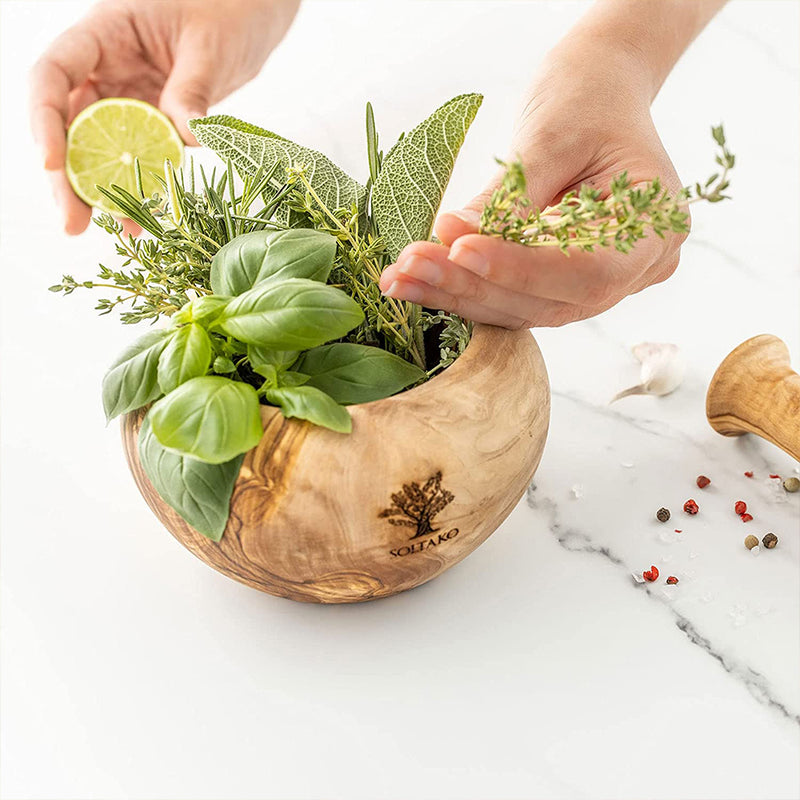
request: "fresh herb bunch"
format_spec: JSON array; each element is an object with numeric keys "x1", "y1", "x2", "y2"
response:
[
  {"x1": 51, "y1": 94, "x2": 733, "y2": 543},
  {"x1": 480, "y1": 125, "x2": 734, "y2": 252}
]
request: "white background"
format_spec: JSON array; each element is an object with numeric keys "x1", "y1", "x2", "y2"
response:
[{"x1": 1, "y1": 2, "x2": 799, "y2": 799}]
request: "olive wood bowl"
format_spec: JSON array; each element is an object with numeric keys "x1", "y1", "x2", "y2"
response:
[{"x1": 122, "y1": 324, "x2": 550, "y2": 603}]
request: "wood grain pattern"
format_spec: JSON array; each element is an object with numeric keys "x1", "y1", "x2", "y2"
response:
[
  {"x1": 122, "y1": 324, "x2": 550, "y2": 603},
  {"x1": 706, "y1": 334, "x2": 800, "y2": 461}
]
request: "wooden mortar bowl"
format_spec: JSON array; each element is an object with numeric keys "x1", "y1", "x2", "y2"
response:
[{"x1": 121, "y1": 324, "x2": 550, "y2": 603}]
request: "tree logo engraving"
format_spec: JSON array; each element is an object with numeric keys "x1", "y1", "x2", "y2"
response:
[{"x1": 378, "y1": 471, "x2": 454, "y2": 539}]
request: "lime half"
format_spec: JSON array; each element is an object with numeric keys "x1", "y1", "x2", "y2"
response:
[{"x1": 66, "y1": 98, "x2": 184, "y2": 214}]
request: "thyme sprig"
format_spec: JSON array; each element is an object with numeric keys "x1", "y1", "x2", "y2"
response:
[
  {"x1": 49, "y1": 158, "x2": 288, "y2": 323},
  {"x1": 480, "y1": 125, "x2": 734, "y2": 253}
]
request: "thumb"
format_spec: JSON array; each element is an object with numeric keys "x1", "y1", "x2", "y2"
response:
[
  {"x1": 159, "y1": 32, "x2": 217, "y2": 145},
  {"x1": 434, "y1": 140, "x2": 568, "y2": 247},
  {"x1": 434, "y1": 187, "x2": 494, "y2": 248}
]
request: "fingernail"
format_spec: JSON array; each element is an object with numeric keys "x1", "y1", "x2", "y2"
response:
[
  {"x1": 383, "y1": 280, "x2": 425, "y2": 303},
  {"x1": 444, "y1": 208, "x2": 481, "y2": 226},
  {"x1": 398, "y1": 256, "x2": 443, "y2": 287},
  {"x1": 450, "y1": 242, "x2": 489, "y2": 276}
]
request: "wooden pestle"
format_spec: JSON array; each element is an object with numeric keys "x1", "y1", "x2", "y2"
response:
[{"x1": 706, "y1": 334, "x2": 800, "y2": 461}]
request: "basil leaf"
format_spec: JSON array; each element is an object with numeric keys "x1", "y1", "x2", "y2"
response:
[
  {"x1": 149, "y1": 376, "x2": 263, "y2": 464},
  {"x1": 212, "y1": 356, "x2": 236, "y2": 374},
  {"x1": 265, "y1": 385, "x2": 352, "y2": 434},
  {"x1": 211, "y1": 229, "x2": 337, "y2": 296},
  {"x1": 188, "y1": 115, "x2": 366, "y2": 222},
  {"x1": 217, "y1": 278, "x2": 364, "y2": 350},
  {"x1": 277, "y1": 371, "x2": 310, "y2": 388},
  {"x1": 157, "y1": 323, "x2": 212, "y2": 393},
  {"x1": 372, "y1": 93, "x2": 483, "y2": 259},
  {"x1": 138, "y1": 413, "x2": 243, "y2": 541},
  {"x1": 247, "y1": 344, "x2": 299, "y2": 372},
  {"x1": 172, "y1": 295, "x2": 231, "y2": 326},
  {"x1": 102, "y1": 329, "x2": 173, "y2": 421},
  {"x1": 295, "y1": 343, "x2": 425, "y2": 404}
]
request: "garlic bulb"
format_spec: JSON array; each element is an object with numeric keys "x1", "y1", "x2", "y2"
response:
[{"x1": 611, "y1": 342, "x2": 685, "y2": 403}]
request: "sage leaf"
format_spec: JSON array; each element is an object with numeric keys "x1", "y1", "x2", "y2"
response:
[
  {"x1": 296, "y1": 343, "x2": 425, "y2": 404},
  {"x1": 138, "y1": 413, "x2": 243, "y2": 541},
  {"x1": 265, "y1": 385, "x2": 352, "y2": 434},
  {"x1": 102, "y1": 329, "x2": 173, "y2": 421},
  {"x1": 188, "y1": 114, "x2": 367, "y2": 221},
  {"x1": 211, "y1": 229, "x2": 337, "y2": 296},
  {"x1": 217, "y1": 278, "x2": 364, "y2": 350},
  {"x1": 372, "y1": 93, "x2": 483, "y2": 259},
  {"x1": 157, "y1": 323, "x2": 212, "y2": 393},
  {"x1": 149, "y1": 376, "x2": 263, "y2": 464}
]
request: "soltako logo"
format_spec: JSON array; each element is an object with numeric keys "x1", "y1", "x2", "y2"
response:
[
  {"x1": 378, "y1": 471, "x2": 459, "y2": 556},
  {"x1": 389, "y1": 528, "x2": 460, "y2": 558}
]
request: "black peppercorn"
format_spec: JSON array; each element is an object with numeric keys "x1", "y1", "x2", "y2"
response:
[
  {"x1": 762, "y1": 533, "x2": 778, "y2": 549},
  {"x1": 656, "y1": 507, "x2": 670, "y2": 523}
]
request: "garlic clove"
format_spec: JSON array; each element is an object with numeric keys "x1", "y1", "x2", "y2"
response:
[{"x1": 611, "y1": 342, "x2": 685, "y2": 403}]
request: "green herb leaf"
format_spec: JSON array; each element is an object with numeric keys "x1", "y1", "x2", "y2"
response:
[
  {"x1": 188, "y1": 114, "x2": 367, "y2": 221},
  {"x1": 172, "y1": 296, "x2": 231, "y2": 327},
  {"x1": 149, "y1": 376, "x2": 263, "y2": 464},
  {"x1": 247, "y1": 344, "x2": 299, "y2": 372},
  {"x1": 138, "y1": 412, "x2": 243, "y2": 541},
  {"x1": 276, "y1": 371, "x2": 310, "y2": 388},
  {"x1": 217, "y1": 278, "x2": 364, "y2": 350},
  {"x1": 102, "y1": 329, "x2": 173, "y2": 421},
  {"x1": 210, "y1": 229, "x2": 337, "y2": 296},
  {"x1": 372, "y1": 93, "x2": 483, "y2": 259},
  {"x1": 213, "y1": 356, "x2": 236, "y2": 374},
  {"x1": 157, "y1": 323, "x2": 212, "y2": 393},
  {"x1": 265, "y1": 385, "x2": 352, "y2": 434},
  {"x1": 295, "y1": 343, "x2": 425, "y2": 404}
]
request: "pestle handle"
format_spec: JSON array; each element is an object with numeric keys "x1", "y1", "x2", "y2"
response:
[{"x1": 706, "y1": 334, "x2": 800, "y2": 461}]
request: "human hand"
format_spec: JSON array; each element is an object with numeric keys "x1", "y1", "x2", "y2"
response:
[
  {"x1": 378, "y1": 43, "x2": 688, "y2": 329},
  {"x1": 30, "y1": 0, "x2": 299, "y2": 235}
]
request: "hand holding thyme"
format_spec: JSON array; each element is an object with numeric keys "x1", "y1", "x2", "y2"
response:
[
  {"x1": 479, "y1": 126, "x2": 733, "y2": 253},
  {"x1": 380, "y1": 124, "x2": 734, "y2": 329}
]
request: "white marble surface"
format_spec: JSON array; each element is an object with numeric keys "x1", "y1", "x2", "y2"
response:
[{"x1": 1, "y1": 2, "x2": 798, "y2": 798}]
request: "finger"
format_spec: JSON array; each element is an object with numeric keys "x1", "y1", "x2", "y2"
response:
[
  {"x1": 49, "y1": 170, "x2": 92, "y2": 235},
  {"x1": 383, "y1": 275, "x2": 529, "y2": 330},
  {"x1": 383, "y1": 273, "x2": 589, "y2": 329},
  {"x1": 159, "y1": 30, "x2": 219, "y2": 145},
  {"x1": 120, "y1": 218, "x2": 143, "y2": 238},
  {"x1": 382, "y1": 242, "x2": 588, "y2": 328},
  {"x1": 29, "y1": 27, "x2": 101, "y2": 169},
  {"x1": 446, "y1": 225, "x2": 684, "y2": 308}
]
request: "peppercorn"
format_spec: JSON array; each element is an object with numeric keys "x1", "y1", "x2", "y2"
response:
[
  {"x1": 762, "y1": 533, "x2": 778, "y2": 549},
  {"x1": 783, "y1": 477, "x2": 800, "y2": 493},
  {"x1": 683, "y1": 499, "x2": 699, "y2": 515},
  {"x1": 643, "y1": 565, "x2": 659, "y2": 582},
  {"x1": 666, "y1": 576, "x2": 679, "y2": 585},
  {"x1": 656, "y1": 507, "x2": 671, "y2": 523},
  {"x1": 744, "y1": 471, "x2": 754, "y2": 477},
  {"x1": 734, "y1": 500, "x2": 747, "y2": 515},
  {"x1": 744, "y1": 534, "x2": 759, "y2": 550},
  {"x1": 740, "y1": 513, "x2": 753, "y2": 523},
  {"x1": 696, "y1": 475, "x2": 711, "y2": 489}
]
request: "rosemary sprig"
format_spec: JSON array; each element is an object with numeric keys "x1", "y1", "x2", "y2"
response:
[
  {"x1": 49, "y1": 159, "x2": 286, "y2": 324},
  {"x1": 480, "y1": 125, "x2": 734, "y2": 253}
]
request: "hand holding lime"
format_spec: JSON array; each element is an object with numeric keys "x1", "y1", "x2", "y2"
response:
[{"x1": 65, "y1": 98, "x2": 184, "y2": 215}]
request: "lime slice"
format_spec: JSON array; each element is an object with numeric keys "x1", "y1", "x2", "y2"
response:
[{"x1": 66, "y1": 97, "x2": 184, "y2": 214}]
